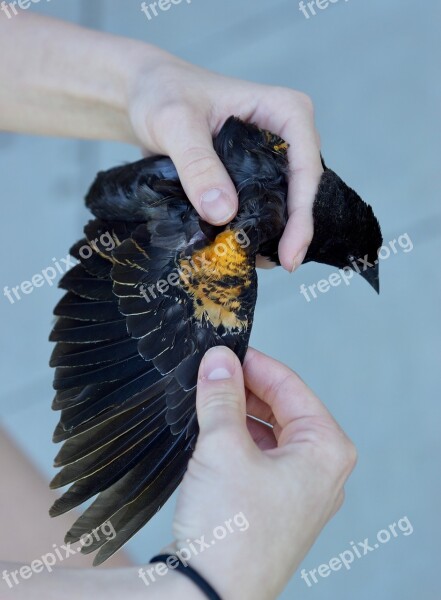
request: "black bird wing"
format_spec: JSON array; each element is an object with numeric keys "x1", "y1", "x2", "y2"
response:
[{"x1": 49, "y1": 160, "x2": 257, "y2": 565}]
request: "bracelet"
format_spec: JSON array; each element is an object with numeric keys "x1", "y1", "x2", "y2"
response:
[{"x1": 149, "y1": 553, "x2": 222, "y2": 600}]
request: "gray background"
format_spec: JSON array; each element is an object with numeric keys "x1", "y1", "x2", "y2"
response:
[{"x1": 0, "y1": 0, "x2": 439, "y2": 597}]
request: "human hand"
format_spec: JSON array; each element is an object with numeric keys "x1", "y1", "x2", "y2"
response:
[
  {"x1": 0, "y1": 15, "x2": 321, "y2": 271},
  {"x1": 127, "y1": 54, "x2": 323, "y2": 272},
  {"x1": 164, "y1": 346, "x2": 357, "y2": 600}
]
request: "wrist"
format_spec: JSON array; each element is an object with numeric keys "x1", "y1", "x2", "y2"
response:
[
  {"x1": 122, "y1": 42, "x2": 190, "y2": 149},
  {"x1": 137, "y1": 562, "x2": 207, "y2": 599},
  {"x1": 108, "y1": 37, "x2": 170, "y2": 145},
  {"x1": 170, "y1": 529, "x2": 276, "y2": 600}
]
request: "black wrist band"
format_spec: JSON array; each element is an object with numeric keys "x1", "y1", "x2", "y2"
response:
[{"x1": 149, "y1": 553, "x2": 222, "y2": 600}]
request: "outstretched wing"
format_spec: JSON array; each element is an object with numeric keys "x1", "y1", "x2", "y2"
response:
[{"x1": 49, "y1": 161, "x2": 257, "y2": 565}]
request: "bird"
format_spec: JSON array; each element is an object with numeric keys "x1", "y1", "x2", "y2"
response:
[{"x1": 48, "y1": 116, "x2": 383, "y2": 565}]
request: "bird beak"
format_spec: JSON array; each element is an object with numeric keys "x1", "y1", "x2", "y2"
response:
[{"x1": 360, "y1": 262, "x2": 380, "y2": 294}]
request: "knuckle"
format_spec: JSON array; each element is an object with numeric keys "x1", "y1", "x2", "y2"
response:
[
  {"x1": 334, "y1": 490, "x2": 346, "y2": 514},
  {"x1": 273, "y1": 87, "x2": 298, "y2": 108},
  {"x1": 346, "y1": 440, "x2": 358, "y2": 470},
  {"x1": 155, "y1": 101, "x2": 190, "y2": 129},
  {"x1": 265, "y1": 372, "x2": 297, "y2": 405},
  {"x1": 180, "y1": 147, "x2": 219, "y2": 180},
  {"x1": 202, "y1": 389, "x2": 239, "y2": 411},
  {"x1": 301, "y1": 421, "x2": 358, "y2": 483},
  {"x1": 197, "y1": 425, "x2": 247, "y2": 465},
  {"x1": 335, "y1": 437, "x2": 358, "y2": 475},
  {"x1": 315, "y1": 426, "x2": 358, "y2": 480},
  {"x1": 295, "y1": 91, "x2": 314, "y2": 114},
  {"x1": 274, "y1": 88, "x2": 314, "y2": 114}
]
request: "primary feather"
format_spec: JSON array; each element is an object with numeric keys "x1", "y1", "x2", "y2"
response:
[{"x1": 49, "y1": 116, "x2": 382, "y2": 564}]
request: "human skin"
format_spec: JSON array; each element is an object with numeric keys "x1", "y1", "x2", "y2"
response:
[
  {"x1": 0, "y1": 347, "x2": 356, "y2": 599},
  {"x1": 0, "y1": 12, "x2": 322, "y2": 271},
  {"x1": 0, "y1": 427, "x2": 132, "y2": 568},
  {"x1": 0, "y1": 12, "x2": 351, "y2": 598},
  {"x1": 166, "y1": 346, "x2": 356, "y2": 599}
]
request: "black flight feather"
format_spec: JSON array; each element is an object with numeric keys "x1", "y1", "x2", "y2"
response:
[{"x1": 49, "y1": 116, "x2": 382, "y2": 565}]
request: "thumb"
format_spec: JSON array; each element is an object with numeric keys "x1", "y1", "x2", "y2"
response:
[
  {"x1": 163, "y1": 115, "x2": 238, "y2": 225},
  {"x1": 196, "y1": 346, "x2": 247, "y2": 438}
]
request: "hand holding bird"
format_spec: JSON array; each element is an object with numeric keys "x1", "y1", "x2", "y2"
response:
[{"x1": 49, "y1": 117, "x2": 382, "y2": 563}]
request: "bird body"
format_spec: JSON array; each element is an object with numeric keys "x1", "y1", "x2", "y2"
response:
[{"x1": 49, "y1": 116, "x2": 382, "y2": 564}]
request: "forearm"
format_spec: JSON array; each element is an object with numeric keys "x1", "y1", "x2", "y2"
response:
[
  {"x1": 0, "y1": 13, "x2": 166, "y2": 143},
  {"x1": 0, "y1": 561, "x2": 205, "y2": 599}
]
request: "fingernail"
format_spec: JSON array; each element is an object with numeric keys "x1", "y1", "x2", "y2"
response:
[
  {"x1": 202, "y1": 347, "x2": 235, "y2": 381},
  {"x1": 291, "y1": 246, "x2": 309, "y2": 272},
  {"x1": 201, "y1": 188, "x2": 236, "y2": 224}
]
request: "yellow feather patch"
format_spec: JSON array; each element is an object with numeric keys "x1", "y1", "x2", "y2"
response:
[{"x1": 178, "y1": 230, "x2": 253, "y2": 332}]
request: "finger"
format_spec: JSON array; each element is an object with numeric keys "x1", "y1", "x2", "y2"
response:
[
  {"x1": 243, "y1": 348, "x2": 332, "y2": 430},
  {"x1": 278, "y1": 98, "x2": 322, "y2": 272},
  {"x1": 244, "y1": 348, "x2": 357, "y2": 480},
  {"x1": 157, "y1": 110, "x2": 238, "y2": 225},
  {"x1": 331, "y1": 489, "x2": 346, "y2": 517},
  {"x1": 196, "y1": 346, "x2": 250, "y2": 442},
  {"x1": 246, "y1": 416, "x2": 277, "y2": 450},
  {"x1": 255, "y1": 92, "x2": 323, "y2": 271},
  {"x1": 246, "y1": 390, "x2": 278, "y2": 429}
]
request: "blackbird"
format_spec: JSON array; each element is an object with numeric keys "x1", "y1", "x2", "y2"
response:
[{"x1": 48, "y1": 116, "x2": 382, "y2": 564}]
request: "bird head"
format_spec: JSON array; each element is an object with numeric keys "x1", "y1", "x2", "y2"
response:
[
  {"x1": 302, "y1": 168, "x2": 383, "y2": 293},
  {"x1": 209, "y1": 117, "x2": 383, "y2": 293}
]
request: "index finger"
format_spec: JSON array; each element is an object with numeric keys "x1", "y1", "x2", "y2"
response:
[
  {"x1": 254, "y1": 92, "x2": 323, "y2": 271},
  {"x1": 242, "y1": 347, "x2": 332, "y2": 430}
]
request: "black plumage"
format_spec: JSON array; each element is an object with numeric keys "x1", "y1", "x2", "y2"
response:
[{"x1": 49, "y1": 116, "x2": 382, "y2": 564}]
